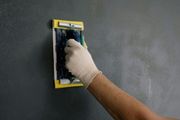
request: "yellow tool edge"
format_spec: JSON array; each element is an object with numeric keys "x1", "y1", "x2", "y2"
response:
[
  {"x1": 54, "y1": 80, "x2": 83, "y2": 88},
  {"x1": 53, "y1": 19, "x2": 84, "y2": 30}
]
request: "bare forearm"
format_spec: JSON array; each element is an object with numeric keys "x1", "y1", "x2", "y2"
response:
[
  {"x1": 64, "y1": 39, "x2": 177, "y2": 120},
  {"x1": 87, "y1": 73, "x2": 163, "y2": 120}
]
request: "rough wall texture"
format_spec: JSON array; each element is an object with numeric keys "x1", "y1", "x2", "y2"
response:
[{"x1": 0, "y1": 0, "x2": 180, "y2": 119}]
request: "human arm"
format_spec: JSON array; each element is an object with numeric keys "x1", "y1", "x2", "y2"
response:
[
  {"x1": 65, "y1": 39, "x2": 177, "y2": 120},
  {"x1": 88, "y1": 73, "x2": 174, "y2": 120}
]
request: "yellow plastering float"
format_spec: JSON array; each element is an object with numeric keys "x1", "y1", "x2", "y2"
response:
[{"x1": 52, "y1": 19, "x2": 86, "y2": 89}]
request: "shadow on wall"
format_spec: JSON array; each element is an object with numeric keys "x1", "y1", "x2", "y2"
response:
[{"x1": 40, "y1": 23, "x2": 91, "y2": 120}]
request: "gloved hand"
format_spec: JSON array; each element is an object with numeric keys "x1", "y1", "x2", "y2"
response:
[{"x1": 65, "y1": 39, "x2": 101, "y2": 88}]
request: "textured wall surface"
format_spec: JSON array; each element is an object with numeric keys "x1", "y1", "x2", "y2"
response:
[{"x1": 0, "y1": 0, "x2": 180, "y2": 119}]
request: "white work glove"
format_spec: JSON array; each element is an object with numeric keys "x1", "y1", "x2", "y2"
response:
[{"x1": 65, "y1": 39, "x2": 101, "y2": 88}]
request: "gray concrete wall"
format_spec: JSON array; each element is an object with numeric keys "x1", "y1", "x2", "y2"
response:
[{"x1": 0, "y1": 0, "x2": 180, "y2": 119}]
